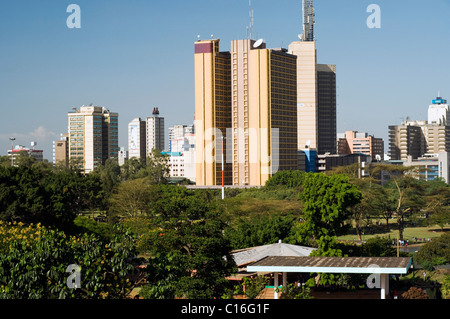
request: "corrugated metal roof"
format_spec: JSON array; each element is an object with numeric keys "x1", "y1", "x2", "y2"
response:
[
  {"x1": 247, "y1": 256, "x2": 412, "y2": 274},
  {"x1": 231, "y1": 243, "x2": 316, "y2": 267}
]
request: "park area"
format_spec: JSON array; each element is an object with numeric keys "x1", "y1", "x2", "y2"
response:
[{"x1": 0, "y1": 157, "x2": 449, "y2": 299}]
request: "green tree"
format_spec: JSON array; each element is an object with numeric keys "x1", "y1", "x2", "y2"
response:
[
  {"x1": 290, "y1": 173, "x2": 361, "y2": 256},
  {"x1": 373, "y1": 164, "x2": 426, "y2": 240},
  {"x1": 224, "y1": 213, "x2": 296, "y2": 250},
  {"x1": 144, "y1": 149, "x2": 170, "y2": 184},
  {"x1": 0, "y1": 165, "x2": 103, "y2": 231},
  {"x1": 0, "y1": 222, "x2": 137, "y2": 299},
  {"x1": 108, "y1": 178, "x2": 152, "y2": 219},
  {"x1": 265, "y1": 170, "x2": 309, "y2": 188},
  {"x1": 141, "y1": 188, "x2": 236, "y2": 299},
  {"x1": 415, "y1": 232, "x2": 450, "y2": 266}
]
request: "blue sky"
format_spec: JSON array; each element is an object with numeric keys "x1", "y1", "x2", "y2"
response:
[{"x1": 1, "y1": 0, "x2": 450, "y2": 160}]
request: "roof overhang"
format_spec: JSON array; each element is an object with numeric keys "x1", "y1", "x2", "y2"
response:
[{"x1": 247, "y1": 256, "x2": 412, "y2": 275}]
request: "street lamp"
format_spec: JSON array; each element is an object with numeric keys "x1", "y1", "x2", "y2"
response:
[{"x1": 9, "y1": 137, "x2": 15, "y2": 167}]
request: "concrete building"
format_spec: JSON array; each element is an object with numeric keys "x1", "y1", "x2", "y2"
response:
[
  {"x1": 389, "y1": 97, "x2": 450, "y2": 161},
  {"x1": 316, "y1": 153, "x2": 372, "y2": 177},
  {"x1": 128, "y1": 117, "x2": 146, "y2": 159},
  {"x1": 169, "y1": 124, "x2": 195, "y2": 153},
  {"x1": 287, "y1": 1, "x2": 337, "y2": 158},
  {"x1": 146, "y1": 107, "x2": 165, "y2": 155},
  {"x1": 338, "y1": 131, "x2": 384, "y2": 161},
  {"x1": 162, "y1": 150, "x2": 196, "y2": 183},
  {"x1": 118, "y1": 147, "x2": 128, "y2": 166},
  {"x1": 288, "y1": 40, "x2": 318, "y2": 151},
  {"x1": 389, "y1": 120, "x2": 427, "y2": 161},
  {"x1": 8, "y1": 144, "x2": 44, "y2": 164},
  {"x1": 317, "y1": 64, "x2": 337, "y2": 155},
  {"x1": 53, "y1": 133, "x2": 69, "y2": 165},
  {"x1": 404, "y1": 152, "x2": 450, "y2": 183},
  {"x1": 428, "y1": 95, "x2": 449, "y2": 125},
  {"x1": 68, "y1": 105, "x2": 119, "y2": 173}
]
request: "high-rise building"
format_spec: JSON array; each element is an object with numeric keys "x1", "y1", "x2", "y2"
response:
[
  {"x1": 289, "y1": 0, "x2": 337, "y2": 160},
  {"x1": 128, "y1": 117, "x2": 146, "y2": 159},
  {"x1": 194, "y1": 39, "x2": 232, "y2": 186},
  {"x1": 230, "y1": 39, "x2": 298, "y2": 186},
  {"x1": 389, "y1": 96, "x2": 450, "y2": 160},
  {"x1": 68, "y1": 105, "x2": 119, "y2": 173},
  {"x1": 317, "y1": 64, "x2": 337, "y2": 154},
  {"x1": 146, "y1": 107, "x2": 165, "y2": 155},
  {"x1": 288, "y1": 40, "x2": 318, "y2": 151},
  {"x1": 194, "y1": 38, "x2": 298, "y2": 186},
  {"x1": 338, "y1": 131, "x2": 384, "y2": 161},
  {"x1": 53, "y1": 133, "x2": 69, "y2": 165}
]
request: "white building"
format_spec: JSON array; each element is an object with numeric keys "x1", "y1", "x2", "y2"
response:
[
  {"x1": 128, "y1": 117, "x2": 146, "y2": 159},
  {"x1": 404, "y1": 152, "x2": 449, "y2": 183},
  {"x1": 163, "y1": 150, "x2": 196, "y2": 183},
  {"x1": 428, "y1": 95, "x2": 450, "y2": 125},
  {"x1": 8, "y1": 144, "x2": 44, "y2": 164},
  {"x1": 118, "y1": 147, "x2": 128, "y2": 166},
  {"x1": 169, "y1": 124, "x2": 195, "y2": 152},
  {"x1": 146, "y1": 107, "x2": 165, "y2": 155}
]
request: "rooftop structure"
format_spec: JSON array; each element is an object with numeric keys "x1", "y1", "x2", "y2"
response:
[{"x1": 300, "y1": 0, "x2": 315, "y2": 41}]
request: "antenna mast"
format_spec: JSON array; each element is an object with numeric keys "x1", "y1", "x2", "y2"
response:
[
  {"x1": 300, "y1": 0, "x2": 315, "y2": 41},
  {"x1": 247, "y1": 0, "x2": 254, "y2": 40}
]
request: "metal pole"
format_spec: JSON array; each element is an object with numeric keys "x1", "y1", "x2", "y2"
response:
[
  {"x1": 10, "y1": 137, "x2": 15, "y2": 167},
  {"x1": 221, "y1": 136, "x2": 224, "y2": 200}
]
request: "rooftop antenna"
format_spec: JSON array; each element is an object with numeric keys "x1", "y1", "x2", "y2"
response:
[
  {"x1": 247, "y1": 0, "x2": 255, "y2": 40},
  {"x1": 299, "y1": 0, "x2": 315, "y2": 41}
]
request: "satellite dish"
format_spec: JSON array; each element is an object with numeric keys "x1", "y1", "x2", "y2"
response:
[{"x1": 253, "y1": 38, "x2": 264, "y2": 48}]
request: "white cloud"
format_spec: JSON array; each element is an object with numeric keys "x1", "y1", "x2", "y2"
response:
[
  {"x1": 1, "y1": 126, "x2": 59, "y2": 159},
  {"x1": 0, "y1": 126, "x2": 58, "y2": 145}
]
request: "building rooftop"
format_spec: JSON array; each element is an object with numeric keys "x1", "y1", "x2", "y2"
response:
[
  {"x1": 247, "y1": 256, "x2": 412, "y2": 274},
  {"x1": 231, "y1": 242, "x2": 316, "y2": 267}
]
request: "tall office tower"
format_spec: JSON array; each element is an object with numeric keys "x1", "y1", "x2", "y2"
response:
[
  {"x1": 194, "y1": 39, "x2": 232, "y2": 186},
  {"x1": 317, "y1": 64, "x2": 337, "y2": 154},
  {"x1": 68, "y1": 105, "x2": 119, "y2": 173},
  {"x1": 146, "y1": 107, "x2": 165, "y2": 154},
  {"x1": 231, "y1": 39, "x2": 298, "y2": 186},
  {"x1": 128, "y1": 117, "x2": 146, "y2": 159},
  {"x1": 300, "y1": 0, "x2": 315, "y2": 41},
  {"x1": 288, "y1": 41, "x2": 317, "y2": 151},
  {"x1": 194, "y1": 38, "x2": 297, "y2": 186},
  {"x1": 338, "y1": 131, "x2": 384, "y2": 161},
  {"x1": 289, "y1": 0, "x2": 318, "y2": 153}
]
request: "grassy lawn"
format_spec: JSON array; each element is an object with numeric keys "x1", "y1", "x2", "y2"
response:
[{"x1": 338, "y1": 224, "x2": 450, "y2": 242}]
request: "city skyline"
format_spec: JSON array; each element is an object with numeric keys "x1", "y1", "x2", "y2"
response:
[{"x1": 2, "y1": 0, "x2": 450, "y2": 160}]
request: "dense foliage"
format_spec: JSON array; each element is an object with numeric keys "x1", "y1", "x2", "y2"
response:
[
  {"x1": 0, "y1": 221, "x2": 136, "y2": 299},
  {"x1": 0, "y1": 155, "x2": 448, "y2": 299}
]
